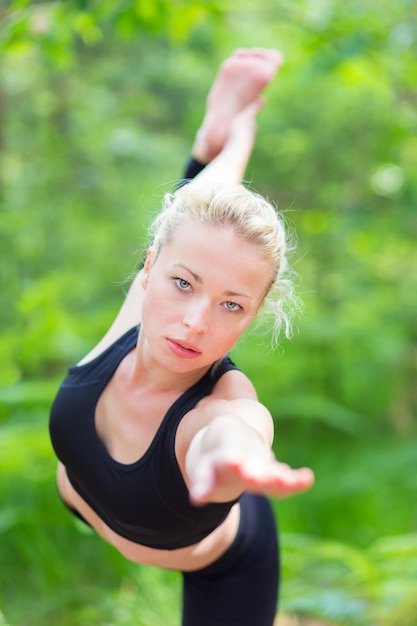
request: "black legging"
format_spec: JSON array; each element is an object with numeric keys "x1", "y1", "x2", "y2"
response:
[{"x1": 182, "y1": 493, "x2": 280, "y2": 626}]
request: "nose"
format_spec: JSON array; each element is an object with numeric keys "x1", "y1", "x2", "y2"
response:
[{"x1": 183, "y1": 300, "x2": 210, "y2": 334}]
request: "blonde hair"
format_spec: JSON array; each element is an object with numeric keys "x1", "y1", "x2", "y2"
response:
[{"x1": 148, "y1": 182, "x2": 300, "y2": 346}]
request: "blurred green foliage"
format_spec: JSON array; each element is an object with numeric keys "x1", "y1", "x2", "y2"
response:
[{"x1": 1, "y1": 0, "x2": 416, "y2": 624}]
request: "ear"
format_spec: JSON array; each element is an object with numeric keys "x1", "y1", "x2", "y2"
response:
[{"x1": 141, "y1": 248, "x2": 154, "y2": 290}]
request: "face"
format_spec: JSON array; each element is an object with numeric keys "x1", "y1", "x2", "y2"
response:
[{"x1": 140, "y1": 219, "x2": 273, "y2": 375}]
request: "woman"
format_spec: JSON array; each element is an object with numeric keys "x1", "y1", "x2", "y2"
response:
[{"x1": 50, "y1": 48, "x2": 314, "y2": 626}]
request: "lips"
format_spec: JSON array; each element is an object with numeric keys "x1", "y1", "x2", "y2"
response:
[{"x1": 166, "y1": 338, "x2": 202, "y2": 359}]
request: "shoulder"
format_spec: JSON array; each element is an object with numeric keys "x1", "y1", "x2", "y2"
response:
[
  {"x1": 175, "y1": 366, "x2": 267, "y2": 458},
  {"x1": 194, "y1": 360, "x2": 261, "y2": 424},
  {"x1": 210, "y1": 365, "x2": 258, "y2": 402}
]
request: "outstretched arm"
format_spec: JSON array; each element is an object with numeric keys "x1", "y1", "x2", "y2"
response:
[{"x1": 185, "y1": 398, "x2": 314, "y2": 505}]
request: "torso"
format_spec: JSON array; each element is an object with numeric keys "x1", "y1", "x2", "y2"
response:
[
  {"x1": 56, "y1": 360, "x2": 241, "y2": 570},
  {"x1": 52, "y1": 270, "x2": 251, "y2": 571}
]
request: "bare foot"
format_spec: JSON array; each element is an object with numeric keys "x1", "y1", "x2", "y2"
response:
[{"x1": 192, "y1": 48, "x2": 284, "y2": 163}]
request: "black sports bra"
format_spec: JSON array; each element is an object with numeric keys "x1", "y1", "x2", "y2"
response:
[{"x1": 49, "y1": 326, "x2": 240, "y2": 550}]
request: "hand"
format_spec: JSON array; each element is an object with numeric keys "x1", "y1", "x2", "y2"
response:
[{"x1": 189, "y1": 445, "x2": 314, "y2": 504}]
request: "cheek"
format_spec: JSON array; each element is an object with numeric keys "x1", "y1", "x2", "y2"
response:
[
  {"x1": 142, "y1": 284, "x2": 176, "y2": 324},
  {"x1": 216, "y1": 319, "x2": 249, "y2": 348},
  {"x1": 141, "y1": 286, "x2": 159, "y2": 322},
  {"x1": 229, "y1": 314, "x2": 258, "y2": 343}
]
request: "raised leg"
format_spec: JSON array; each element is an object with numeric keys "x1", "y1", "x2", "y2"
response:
[{"x1": 192, "y1": 48, "x2": 284, "y2": 164}]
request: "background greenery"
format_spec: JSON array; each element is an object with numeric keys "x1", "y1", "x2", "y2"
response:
[{"x1": 1, "y1": 1, "x2": 416, "y2": 624}]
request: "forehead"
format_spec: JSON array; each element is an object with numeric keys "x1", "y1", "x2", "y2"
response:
[{"x1": 159, "y1": 219, "x2": 273, "y2": 297}]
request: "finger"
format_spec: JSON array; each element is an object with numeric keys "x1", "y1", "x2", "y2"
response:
[
  {"x1": 268, "y1": 466, "x2": 315, "y2": 495},
  {"x1": 242, "y1": 463, "x2": 315, "y2": 495}
]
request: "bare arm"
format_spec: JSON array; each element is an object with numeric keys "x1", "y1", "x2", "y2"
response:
[{"x1": 185, "y1": 398, "x2": 314, "y2": 504}]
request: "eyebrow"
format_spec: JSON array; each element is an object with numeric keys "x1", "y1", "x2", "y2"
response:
[{"x1": 173, "y1": 264, "x2": 254, "y2": 300}]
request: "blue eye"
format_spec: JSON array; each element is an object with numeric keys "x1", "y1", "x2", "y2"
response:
[
  {"x1": 176, "y1": 278, "x2": 191, "y2": 290},
  {"x1": 223, "y1": 301, "x2": 241, "y2": 312}
]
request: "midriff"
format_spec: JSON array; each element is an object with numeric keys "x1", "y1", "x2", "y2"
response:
[{"x1": 57, "y1": 462, "x2": 240, "y2": 572}]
